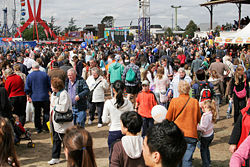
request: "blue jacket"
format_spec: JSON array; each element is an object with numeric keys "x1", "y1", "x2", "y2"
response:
[
  {"x1": 65, "y1": 77, "x2": 90, "y2": 111},
  {"x1": 25, "y1": 70, "x2": 51, "y2": 101}
]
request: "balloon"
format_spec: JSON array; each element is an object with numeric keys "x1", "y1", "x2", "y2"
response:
[
  {"x1": 81, "y1": 42, "x2": 87, "y2": 49},
  {"x1": 151, "y1": 105, "x2": 167, "y2": 123}
]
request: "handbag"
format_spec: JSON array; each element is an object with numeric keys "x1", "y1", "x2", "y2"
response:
[
  {"x1": 87, "y1": 80, "x2": 102, "y2": 102},
  {"x1": 54, "y1": 93, "x2": 73, "y2": 123},
  {"x1": 234, "y1": 81, "x2": 247, "y2": 98},
  {"x1": 159, "y1": 91, "x2": 168, "y2": 103},
  {"x1": 174, "y1": 97, "x2": 190, "y2": 121}
]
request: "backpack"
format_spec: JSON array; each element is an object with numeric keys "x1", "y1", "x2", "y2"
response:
[
  {"x1": 198, "y1": 82, "x2": 212, "y2": 102},
  {"x1": 126, "y1": 67, "x2": 136, "y2": 82}
]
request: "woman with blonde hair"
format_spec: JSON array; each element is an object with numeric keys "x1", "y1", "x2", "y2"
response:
[
  {"x1": 154, "y1": 66, "x2": 169, "y2": 106},
  {"x1": 230, "y1": 65, "x2": 249, "y2": 123},
  {"x1": 63, "y1": 125, "x2": 97, "y2": 167},
  {"x1": 0, "y1": 117, "x2": 20, "y2": 167},
  {"x1": 166, "y1": 80, "x2": 201, "y2": 167}
]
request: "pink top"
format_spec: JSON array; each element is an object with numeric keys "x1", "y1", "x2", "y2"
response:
[
  {"x1": 154, "y1": 76, "x2": 169, "y2": 93},
  {"x1": 230, "y1": 135, "x2": 250, "y2": 167},
  {"x1": 197, "y1": 111, "x2": 214, "y2": 137}
]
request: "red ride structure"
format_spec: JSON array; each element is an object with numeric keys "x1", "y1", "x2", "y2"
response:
[{"x1": 15, "y1": 0, "x2": 57, "y2": 42}]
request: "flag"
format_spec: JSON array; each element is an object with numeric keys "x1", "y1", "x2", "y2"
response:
[{"x1": 124, "y1": 30, "x2": 127, "y2": 42}]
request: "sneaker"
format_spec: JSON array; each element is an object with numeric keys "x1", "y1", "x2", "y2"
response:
[
  {"x1": 48, "y1": 158, "x2": 60, "y2": 165},
  {"x1": 88, "y1": 119, "x2": 92, "y2": 125},
  {"x1": 97, "y1": 123, "x2": 103, "y2": 128}
]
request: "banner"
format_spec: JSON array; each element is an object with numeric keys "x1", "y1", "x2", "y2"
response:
[
  {"x1": 87, "y1": 33, "x2": 91, "y2": 45},
  {"x1": 90, "y1": 32, "x2": 94, "y2": 45},
  {"x1": 111, "y1": 31, "x2": 114, "y2": 41},
  {"x1": 124, "y1": 30, "x2": 127, "y2": 42}
]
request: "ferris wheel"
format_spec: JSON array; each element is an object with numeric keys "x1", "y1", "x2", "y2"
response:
[{"x1": 0, "y1": 0, "x2": 26, "y2": 37}]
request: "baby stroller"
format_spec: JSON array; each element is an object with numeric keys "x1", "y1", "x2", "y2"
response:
[{"x1": 13, "y1": 120, "x2": 35, "y2": 148}]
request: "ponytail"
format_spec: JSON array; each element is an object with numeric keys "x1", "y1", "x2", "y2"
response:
[
  {"x1": 115, "y1": 89, "x2": 124, "y2": 109},
  {"x1": 113, "y1": 80, "x2": 125, "y2": 109}
]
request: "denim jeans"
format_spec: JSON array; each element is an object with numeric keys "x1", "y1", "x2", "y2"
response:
[
  {"x1": 72, "y1": 106, "x2": 86, "y2": 128},
  {"x1": 200, "y1": 133, "x2": 214, "y2": 167},
  {"x1": 179, "y1": 137, "x2": 197, "y2": 167},
  {"x1": 108, "y1": 130, "x2": 123, "y2": 151},
  {"x1": 142, "y1": 117, "x2": 154, "y2": 137}
]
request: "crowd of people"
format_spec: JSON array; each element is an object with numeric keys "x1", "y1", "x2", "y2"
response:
[{"x1": 0, "y1": 36, "x2": 250, "y2": 167}]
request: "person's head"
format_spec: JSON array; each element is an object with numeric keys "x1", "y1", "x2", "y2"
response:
[
  {"x1": 161, "y1": 59, "x2": 167, "y2": 67},
  {"x1": 215, "y1": 56, "x2": 221, "y2": 62},
  {"x1": 130, "y1": 56, "x2": 136, "y2": 64},
  {"x1": 51, "y1": 77, "x2": 65, "y2": 92},
  {"x1": 235, "y1": 65, "x2": 246, "y2": 85},
  {"x1": 178, "y1": 80, "x2": 190, "y2": 95},
  {"x1": 210, "y1": 70, "x2": 219, "y2": 79},
  {"x1": 91, "y1": 67, "x2": 101, "y2": 79},
  {"x1": 0, "y1": 117, "x2": 20, "y2": 167},
  {"x1": 72, "y1": 55, "x2": 79, "y2": 63},
  {"x1": 17, "y1": 56, "x2": 24, "y2": 63},
  {"x1": 143, "y1": 120, "x2": 187, "y2": 167},
  {"x1": 4, "y1": 68, "x2": 14, "y2": 78},
  {"x1": 67, "y1": 68, "x2": 77, "y2": 83},
  {"x1": 120, "y1": 111, "x2": 143, "y2": 136},
  {"x1": 178, "y1": 68, "x2": 186, "y2": 79},
  {"x1": 156, "y1": 66, "x2": 164, "y2": 80},
  {"x1": 113, "y1": 80, "x2": 125, "y2": 109},
  {"x1": 36, "y1": 58, "x2": 43, "y2": 66},
  {"x1": 32, "y1": 61, "x2": 40, "y2": 70},
  {"x1": 196, "y1": 69, "x2": 205, "y2": 81},
  {"x1": 148, "y1": 63, "x2": 156, "y2": 73},
  {"x1": 52, "y1": 61, "x2": 59, "y2": 68},
  {"x1": 63, "y1": 126, "x2": 97, "y2": 167},
  {"x1": 13, "y1": 64, "x2": 21, "y2": 72},
  {"x1": 89, "y1": 59, "x2": 96, "y2": 68},
  {"x1": 201, "y1": 100, "x2": 217, "y2": 123},
  {"x1": 142, "y1": 80, "x2": 150, "y2": 92}
]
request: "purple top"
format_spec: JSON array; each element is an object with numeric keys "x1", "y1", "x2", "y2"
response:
[{"x1": 68, "y1": 81, "x2": 76, "y2": 105}]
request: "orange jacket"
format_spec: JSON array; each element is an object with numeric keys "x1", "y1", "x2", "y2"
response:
[{"x1": 166, "y1": 94, "x2": 201, "y2": 139}]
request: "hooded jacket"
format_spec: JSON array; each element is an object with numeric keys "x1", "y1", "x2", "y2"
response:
[
  {"x1": 102, "y1": 98, "x2": 133, "y2": 131},
  {"x1": 110, "y1": 136, "x2": 146, "y2": 167},
  {"x1": 108, "y1": 62, "x2": 124, "y2": 84}
]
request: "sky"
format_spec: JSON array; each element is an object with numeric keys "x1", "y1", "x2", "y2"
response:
[{"x1": 2, "y1": 0, "x2": 250, "y2": 30}]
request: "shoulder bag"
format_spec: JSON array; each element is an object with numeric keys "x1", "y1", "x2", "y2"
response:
[
  {"x1": 174, "y1": 97, "x2": 190, "y2": 121},
  {"x1": 87, "y1": 80, "x2": 102, "y2": 102},
  {"x1": 54, "y1": 93, "x2": 73, "y2": 123}
]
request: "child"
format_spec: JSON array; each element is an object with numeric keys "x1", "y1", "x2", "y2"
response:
[
  {"x1": 135, "y1": 80, "x2": 157, "y2": 137},
  {"x1": 110, "y1": 111, "x2": 145, "y2": 167},
  {"x1": 198, "y1": 100, "x2": 217, "y2": 167}
]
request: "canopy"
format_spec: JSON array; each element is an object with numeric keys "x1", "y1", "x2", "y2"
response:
[{"x1": 215, "y1": 23, "x2": 250, "y2": 44}]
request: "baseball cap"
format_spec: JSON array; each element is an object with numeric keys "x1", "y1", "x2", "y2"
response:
[{"x1": 142, "y1": 80, "x2": 149, "y2": 86}]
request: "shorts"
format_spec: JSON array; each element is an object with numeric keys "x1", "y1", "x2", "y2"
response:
[{"x1": 126, "y1": 85, "x2": 139, "y2": 94}]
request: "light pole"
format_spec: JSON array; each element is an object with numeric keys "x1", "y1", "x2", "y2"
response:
[{"x1": 171, "y1": 5, "x2": 181, "y2": 31}]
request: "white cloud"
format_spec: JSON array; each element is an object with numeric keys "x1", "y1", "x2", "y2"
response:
[{"x1": 2, "y1": 0, "x2": 249, "y2": 30}]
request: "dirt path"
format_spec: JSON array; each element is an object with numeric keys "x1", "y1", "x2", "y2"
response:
[{"x1": 16, "y1": 104, "x2": 233, "y2": 167}]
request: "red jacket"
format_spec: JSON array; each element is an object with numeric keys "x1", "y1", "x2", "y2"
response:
[
  {"x1": 177, "y1": 54, "x2": 186, "y2": 65},
  {"x1": 5, "y1": 74, "x2": 25, "y2": 97}
]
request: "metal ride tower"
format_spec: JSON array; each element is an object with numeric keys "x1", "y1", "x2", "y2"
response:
[
  {"x1": 2, "y1": 7, "x2": 9, "y2": 37},
  {"x1": 10, "y1": 0, "x2": 18, "y2": 36},
  {"x1": 138, "y1": 0, "x2": 150, "y2": 44}
]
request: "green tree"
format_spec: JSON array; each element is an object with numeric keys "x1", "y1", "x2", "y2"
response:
[
  {"x1": 184, "y1": 20, "x2": 198, "y2": 38},
  {"x1": 48, "y1": 16, "x2": 61, "y2": 36},
  {"x1": 164, "y1": 27, "x2": 173, "y2": 37},
  {"x1": 22, "y1": 23, "x2": 48, "y2": 41},
  {"x1": 101, "y1": 16, "x2": 114, "y2": 28},
  {"x1": 64, "y1": 17, "x2": 81, "y2": 33},
  {"x1": 214, "y1": 25, "x2": 221, "y2": 36}
]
